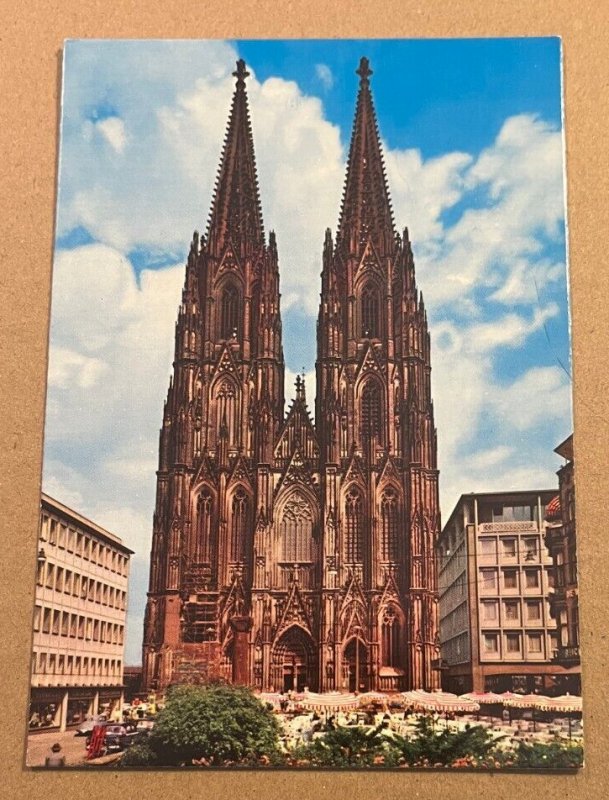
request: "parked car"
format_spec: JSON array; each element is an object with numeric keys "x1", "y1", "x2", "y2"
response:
[
  {"x1": 75, "y1": 715, "x2": 106, "y2": 736},
  {"x1": 104, "y1": 724, "x2": 148, "y2": 752}
]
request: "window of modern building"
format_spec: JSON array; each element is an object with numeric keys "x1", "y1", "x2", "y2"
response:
[
  {"x1": 45, "y1": 563, "x2": 55, "y2": 590},
  {"x1": 501, "y1": 538, "x2": 517, "y2": 558},
  {"x1": 492, "y1": 504, "x2": 533, "y2": 522},
  {"x1": 42, "y1": 608, "x2": 51, "y2": 634},
  {"x1": 526, "y1": 601, "x2": 542, "y2": 622},
  {"x1": 49, "y1": 519, "x2": 57, "y2": 545},
  {"x1": 503, "y1": 569, "x2": 518, "y2": 590},
  {"x1": 479, "y1": 538, "x2": 496, "y2": 558},
  {"x1": 524, "y1": 568, "x2": 540, "y2": 589},
  {"x1": 55, "y1": 566, "x2": 64, "y2": 592},
  {"x1": 506, "y1": 633, "x2": 522, "y2": 654},
  {"x1": 481, "y1": 600, "x2": 498, "y2": 621},
  {"x1": 527, "y1": 633, "x2": 543, "y2": 654},
  {"x1": 48, "y1": 653, "x2": 56, "y2": 674},
  {"x1": 483, "y1": 633, "x2": 499, "y2": 653},
  {"x1": 76, "y1": 532, "x2": 83, "y2": 556},
  {"x1": 61, "y1": 612, "x2": 69, "y2": 637},
  {"x1": 523, "y1": 537, "x2": 539, "y2": 561},
  {"x1": 33, "y1": 605, "x2": 41, "y2": 632},
  {"x1": 58, "y1": 524, "x2": 67, "y2": 549},
  {"x1": 480, "y1": 568, "x2": 497, "y2": 593},
  {"x1": 67, "y1": 528, "x2": 75, "y2": 552},
  {"x1": 52, "y1": 609, "x2": 60, "y2": 636},
  {"x1": 504, "y1": 600, "x2": 520, "y2": 622},
  {"x1": 70, "y1": 614, "x2": 77, "y2": 638}
]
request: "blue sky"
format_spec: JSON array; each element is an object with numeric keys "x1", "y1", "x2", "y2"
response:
[{"x1": 44, "y1": 39, "x2": 572, "y2": 664}]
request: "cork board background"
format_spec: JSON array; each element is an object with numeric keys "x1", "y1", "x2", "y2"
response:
[{"x1": 1, "y1": 1, "x2": 608, "y2": 797}]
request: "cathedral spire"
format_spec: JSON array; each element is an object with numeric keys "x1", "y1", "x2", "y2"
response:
[
  {"x1": 336, "y1": 57, "x2": 395, "y2": 257},
  {"x1": 207, "y1": 59, "x2": 265, "y2": 258}
]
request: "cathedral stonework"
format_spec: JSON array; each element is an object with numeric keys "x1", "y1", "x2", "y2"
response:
[{"x1": 143, "y1": 57, "x2": 441, "y2": 694}]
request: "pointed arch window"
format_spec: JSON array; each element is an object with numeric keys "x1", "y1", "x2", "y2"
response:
[
  {"x1": 281, "y1": 494, "x2": 314, "y2": 563},
  {"x1": 230, "y1": 489, "x2": 249, "y2": 563},
  {"x1": 381, "y1": 606, "x2": 400, "y2": 667},
  {"x1": 361, "y1": 282, "x2": 380, "y2": 338},
  {"x1": 345, "y1": 487, "x2": 364, "y2": 563},
  {"x1": 380, "y1": 488, "x2": 399, "y2": 562},
  {"x1": 220, "y1": 284, "x2": 240, "y2": 340},
  {"x1": 215, "y1": 380, "x2": 237, "y2": 446},
  {"x1": 361, "y1": 381, "x2": 382, "y2": 441},
  {"x1": 196, "y1": 491, "x2": 213, "y2": 563}
]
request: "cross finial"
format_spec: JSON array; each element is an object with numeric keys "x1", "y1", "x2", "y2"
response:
[
  {"x1": 356, "y1": 57, "x2": 372, "y2": 83},
  {"x1": 233, "y1": 59, "x2": 250, "y2": 85}
]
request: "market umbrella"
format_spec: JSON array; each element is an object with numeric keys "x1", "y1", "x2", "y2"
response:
[
  {"x1": 300, "y1": 691, "x2": 360, "y2": 713},
  {"x1": 402, "y1": 690, "x2": 480, "y2": 715},
  {"x1": 502, "y1": 694, "x2": 550, "y2": 733},
  {"x1": 534, "y1": 694, "x2": 582, "y2": 739},
  {"x1": 356, "y1": 691, "x2": 388, "y2": 708},
  {"x1": 459, "y1": 692, "x2": 504, "y2": 722}
]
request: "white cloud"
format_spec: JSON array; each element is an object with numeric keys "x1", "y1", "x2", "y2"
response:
[
  {"x1": 315, "y1": 63, "x2": 334, "y2": 90},
  {"x1": 96, "y1": 117, "x2": 128, "y2": 153}
]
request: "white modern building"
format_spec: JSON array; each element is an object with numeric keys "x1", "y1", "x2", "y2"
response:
[
  {"x1": 438, "y1": 490, "x2": 569, "y2": 695},
  {"x1": 28, "y1": 494, "x2": 133, "y2": 732}
]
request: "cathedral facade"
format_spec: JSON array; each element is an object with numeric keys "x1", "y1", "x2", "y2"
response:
[{"x1": 143, "y1": 58, "x2": 441, "y2": 694}]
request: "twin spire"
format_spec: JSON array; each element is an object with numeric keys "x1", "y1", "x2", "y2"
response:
[
  {"x1": 207, "y1": 56, "x2": 395, "y2": 260},
  {"x1": 207, "y1": 59, "x2": 265, "y2": 257}
]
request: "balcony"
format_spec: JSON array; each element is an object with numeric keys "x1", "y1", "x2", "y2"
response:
[{"x1": 553, "y1": 645, "x2": 581, "y2": 665}]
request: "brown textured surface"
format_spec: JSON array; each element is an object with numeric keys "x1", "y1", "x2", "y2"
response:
[{"x1": 1, "y1": 1, "x2": 608, "y2": 797}]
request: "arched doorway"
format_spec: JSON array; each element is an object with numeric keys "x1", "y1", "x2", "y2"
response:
[
  {"x1": 343, "y1": 638, "x2": 369, "y2": 693},
  {"x1": 272, "y1": 626, "x2": 316, "y2": 692}
]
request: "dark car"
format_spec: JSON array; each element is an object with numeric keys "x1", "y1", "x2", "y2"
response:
[{"x1": 104, "y1": 724, "x2": 148, "y2": 752}]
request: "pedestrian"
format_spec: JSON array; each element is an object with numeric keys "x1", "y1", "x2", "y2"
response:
[{"x1": 45, "y1": 743, "x2": 65, "y2": 769}]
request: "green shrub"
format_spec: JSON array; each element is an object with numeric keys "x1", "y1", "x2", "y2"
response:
[
  {"x1": 289, "y1": 725, "x2": 398, "y2": 767},
  {"x1": 119, "y1": 741, "x2": 159, "y2": 767},
  {"x1": 390, "y1": 716, "x2": 499, "y2": 767},
  {"x1": 147, "y1": 683, "x2": 281, "y2": 766},
  {"x1": 507, "y1": 741, "x2": 584, "y2": 769}
]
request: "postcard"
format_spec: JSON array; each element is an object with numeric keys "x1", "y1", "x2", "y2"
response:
[{"x1": 26, "y1": 38, "x2": 581, "y2": 770}]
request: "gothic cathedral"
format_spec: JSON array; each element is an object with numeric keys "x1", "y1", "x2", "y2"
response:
[{"x1": 143, "y1": 58, "x2": 441, "y2": 694}]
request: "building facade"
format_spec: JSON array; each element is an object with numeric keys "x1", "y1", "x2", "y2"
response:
[
  {"x1": 143, "y1": 58, "x2": 441, "y2": 694},
  {"x1": 544, "y1": 435, "x2": 581, "y2": 693},
  {"x1": 438, "y1": 491, "x2": 573, "y2": 695},
  {"x1": 29, "y1": 494, "x2": 132, "y2": 732}
]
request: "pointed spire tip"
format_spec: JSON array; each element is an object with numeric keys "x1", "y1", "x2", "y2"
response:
[
  {"x1": 356, "y1": 57, "x2": 373, "y2": 83},
  {"x1": 233, "y1": 59, "x2": 250, "y2": 85}
]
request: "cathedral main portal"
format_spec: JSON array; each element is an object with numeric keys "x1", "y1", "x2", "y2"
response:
[{"x1": 272, "y1": 626, "x2": 316, "y2": 692}]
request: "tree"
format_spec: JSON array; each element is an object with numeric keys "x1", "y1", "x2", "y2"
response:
[{"x1": 144, "y1": 683, "x2": 281, "y2": 766}]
